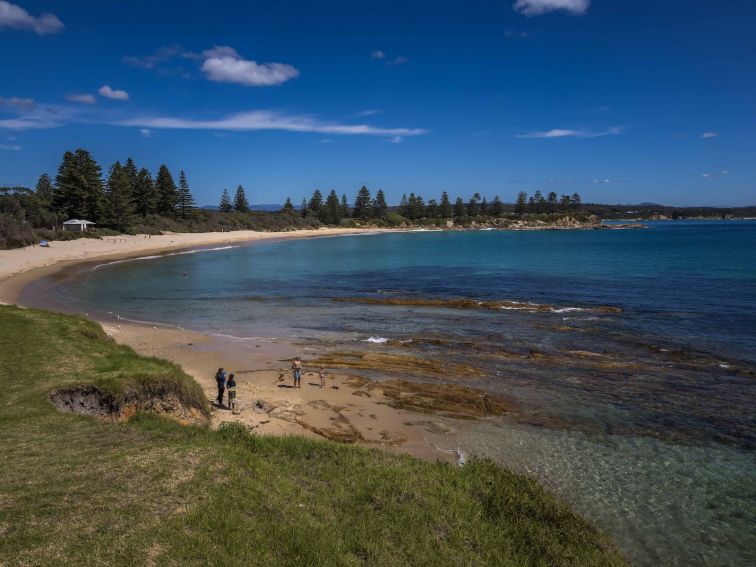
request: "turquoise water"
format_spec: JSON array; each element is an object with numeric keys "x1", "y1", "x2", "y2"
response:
[{"x1": 39, "y1": 221, "x2": 756, "y2": 565}]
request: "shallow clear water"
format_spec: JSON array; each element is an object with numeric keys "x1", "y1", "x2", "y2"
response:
[{"x1": 41, "y1": 221, "x2": 756, "y2": 565}]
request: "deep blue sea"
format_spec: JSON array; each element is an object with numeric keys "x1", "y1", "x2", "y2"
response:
[{"x1": 39, "y1": 220, "x2": 756, "y2": 566}]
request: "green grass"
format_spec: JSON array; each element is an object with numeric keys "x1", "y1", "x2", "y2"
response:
[{"x1": 0, "y1": 305, "x2": 627, "y2": 566}]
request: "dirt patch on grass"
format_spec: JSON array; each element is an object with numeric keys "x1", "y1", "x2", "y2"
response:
[{"x1": 49, "y1": 385, "x2": 208, "y2": 426}]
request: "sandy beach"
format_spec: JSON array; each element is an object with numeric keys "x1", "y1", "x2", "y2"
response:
[{"x1": 0, "y1": 227, "x2": 480, "y2": 464}]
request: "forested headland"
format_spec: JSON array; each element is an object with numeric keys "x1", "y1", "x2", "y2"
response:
[{"x1": 2, "y1": 147, "x2": 753, "y2": 249}]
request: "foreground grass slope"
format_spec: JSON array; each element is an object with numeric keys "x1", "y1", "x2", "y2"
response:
[{"x1": 0, "y1": 305, "x2": 626, "y2": 566}]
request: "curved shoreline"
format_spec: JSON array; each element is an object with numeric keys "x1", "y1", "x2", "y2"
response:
[{"x1": 0, "y1": 227, "x2": 389, "y2": 305}]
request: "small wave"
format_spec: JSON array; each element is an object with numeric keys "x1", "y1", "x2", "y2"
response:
[
  {"x1": 363, "y1": 336, "x2": 390, "y2": 344},
  {"x1": 551, "y1": 307, "x2": 586, "y2": 313},
  {"x1": 92, "y1": 245, "x2": 240, "y2": 270},
  {"x1": 209, "y1": 332, "x2": 278, "y2": 342}
]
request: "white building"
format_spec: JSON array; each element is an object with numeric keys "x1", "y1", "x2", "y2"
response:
[{"x1": 63, "y1": 219, "x2": 96, "y2": 232}]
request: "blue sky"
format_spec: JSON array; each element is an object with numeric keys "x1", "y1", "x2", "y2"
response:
[{"x1": 1, "y1": 0, "x2": 754, "y2": 206}]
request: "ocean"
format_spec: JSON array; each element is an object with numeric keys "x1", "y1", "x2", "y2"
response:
[{"x1": 39, "y1": 220, "x2": 756, "y2": 566}]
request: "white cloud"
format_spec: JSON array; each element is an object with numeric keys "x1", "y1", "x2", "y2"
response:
[
  {"x1": 0, "y1": 96, "x2": 35, "y2": 108},
  {"x1": 518, "y1": 126, "x2": 622, "y2": 139},
  {"x1": 389, "y1": 56, "x2": 409, "y2": 65},
  {"x1": 140, "y1": 128, "x2": 151, "y2": 137},
  {"x1": 700, "y1": 131, "x2": 718, "y2": 138},
  {"x1": 700, "y1": 173, "x2": 711, "y2": 178},
  {"x1": 356, "y1": 109, "x2": 381, "y2": 117},
  {"x1": 0, "y1": 117, "x2": 60, "y2": 129},
  {"x1": 0, "y1": 143, "x2": 21, "y2": 150},
  {"x1": 370, "y1": 50, "x2": 386, "y2": 60},
  {"x1": 0, "y1": 1, "x2": 63, "y2": 34},
  {"x1": 66, "y1": 93, "x2": 96, "y2": 104},
  {"x1": 98, "y1": 85, "x2": 129, "y2": 101},
  {"x1": 720, "y1": 169, "x2": 729, "y2": 174},
  {"x1": 514, "y1": 0, "x2": 590, "y2": 16},
  {"x1": 200, "y1": 45, "x2": 299, "y2": 87},
  {"x1": 118, "y1": 110, "x2": 426, "y2": 138}
]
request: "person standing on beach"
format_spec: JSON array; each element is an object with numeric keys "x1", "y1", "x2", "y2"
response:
[
  {"x1": 292, "y1": 357, "x2": 302, "y2": 388},
  {"x1": 227, "y1": 373, "x2": 238, "y2": 414},
  {"x1": 215, "y1": 367, "x2": 227, "y2": 405},
  {"x1": 319, "y1": 365, "x2": 326, "y2": 388}
]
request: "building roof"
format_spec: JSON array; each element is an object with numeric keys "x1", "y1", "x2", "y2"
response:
[{"x1": 63, "y1": 219, "x2": 96, "y2": 225}]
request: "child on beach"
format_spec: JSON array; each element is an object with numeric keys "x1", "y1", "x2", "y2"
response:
[
  {"x1": 319, "y1": 365, "x2": 326, "y2": 388},
  {"x1": 226, "y1": 373, "x2": 238, "y2": 414},
  {"x1": 292, "y1": 357, "x2": 302, "y2": 388}
]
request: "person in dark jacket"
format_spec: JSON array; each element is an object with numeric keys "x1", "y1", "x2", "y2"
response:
[{"x1": 215, "y1": 367, "x2": 227, "y2": 405}]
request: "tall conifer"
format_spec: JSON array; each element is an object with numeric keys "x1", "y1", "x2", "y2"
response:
[
  {"x1": 104, "y1": 161, "x2": 134, "y2": 231},
  {"x1": 177, "y1": 170, "x2": 196, "y2": 219},
  {"x1": 233, "y1": 185, "x2": 250, "y2": 213},
  {"x1": 155, "y1": 165, "x2": 178, "y2": 217}
]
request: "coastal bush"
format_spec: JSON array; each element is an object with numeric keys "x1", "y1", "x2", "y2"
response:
[
  {"x1": 0, "y1": 213, "x2": 36, "y2": 248},
  {"x1": 0, "y1": 304, "x2": 627, "y2": 566},
  {"x1": 386, "y1": 212, "x2": 408, "y2": 226}
]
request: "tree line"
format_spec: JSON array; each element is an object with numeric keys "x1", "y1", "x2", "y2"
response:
[
  {"x1": 288, "y1": 186, "x2": 582, "y2": 223},
  {"x1": 44, "y1": 148, "x2": 197, "y2": 231}
]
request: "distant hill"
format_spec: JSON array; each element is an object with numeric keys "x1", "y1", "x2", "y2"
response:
[{"x1": 201, "y1": 204, "x2": 283, "y2": 212}]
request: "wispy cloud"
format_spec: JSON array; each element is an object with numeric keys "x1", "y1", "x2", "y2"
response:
[
  {"x1": 371, "y1": 50, "x2": 409, "y2": 66},
  {"x1": 124, "y1": 44, "x2": 199, "y2": 69},
  {"x1": 0, "y1": 143, "x2": 21, "y2": 150},
  {"x1": 66, "y1": 93, "x2": 96, "y2": 104},
  {"x1": 0, "y1": 117, "x2": 61, "y2": 129},
  {"x1": 700, "y1": 131, "x2": 718, "y2": 139},
  {"x1": 701, "y1": 170, "x2": 729, "y2": 179},
  {"x1": 514, "y1": 0, "x2": 590, "y2": 17},
  {"x1": 0, "y1": 0, "x2": 63, "y2": 34},
  {"x1": 356, "y1": 109, "x2": 381, "y2": 117},
  {"x1": 140, "y1": 128, "x2": 151, "y2": 137},
  {"x1": 98, "y1": 85, "x2": 129, "y2": 101},
  {"x1": 589, "y1": 178, "x2": 627, "y2": 184},
  {"x1": 518, "y1": 126, "x2": 622, "y2": 139},
  {"x1": 200, "y1": 45, "x2": 299, "y2": 87},
  {"x1": 118, "y1": 110, "x2": 426, "y2": 138},
  {"x1": 388, "y1": 56, "x2": 409, "y2": 65},
  {"x1": 0, "y1": 96, "x2": 35, "y2": 109}
]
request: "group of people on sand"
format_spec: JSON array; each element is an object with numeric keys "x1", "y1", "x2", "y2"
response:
[
  {"x1": 214, "y1": 358, "x2": 328, "y2": 411},
  {"x1": 214, "y1": 368, "x2": 239, "y2": 413},
  {"x1": 291, "y1": 356, "x2": 327, "y2": 388}
]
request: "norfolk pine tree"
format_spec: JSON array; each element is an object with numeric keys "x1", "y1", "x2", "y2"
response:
[
  {"x1": 177, "y1": 170, "x2": 196, "y2": 219},
  {"x1": 133, "y1": 168, "x2": 155, "y2": 217},
  {"x1": 353, "y1": 186, "x2": 372, "y2": 219},
  {"x1": 155, "y1": 165, "x2": 178, "y2": 217},
  {"x1": 234, "y1": 185, "x2": 250, "y2": 213},
  {"x1": 104, "y1": 161, "x2": 135, "y2": 231},
  {"x1": 439, "y1": 191, "x2": 452, "y2": 218},
  {"x1": 219, "y1": 188, "x2": 232, "y2": 213},
  {"x1": 372, "y1": 189, "x2": 388, "y2": 219}
]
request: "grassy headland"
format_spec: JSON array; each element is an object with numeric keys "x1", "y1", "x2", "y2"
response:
[{"x1": 0, "y1": 304, "x2": 626, "y2": 565}]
